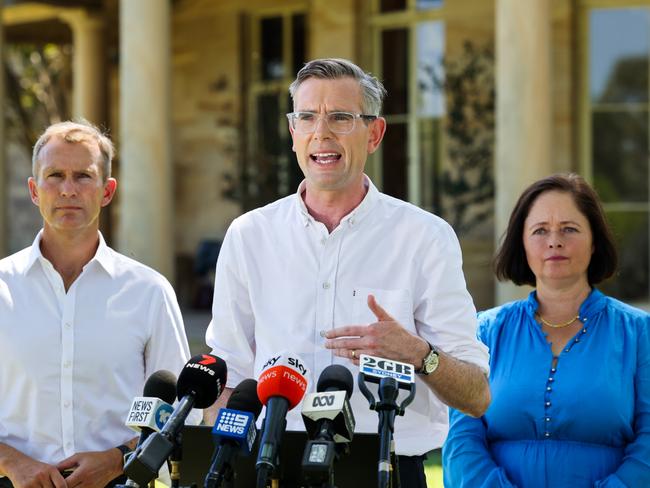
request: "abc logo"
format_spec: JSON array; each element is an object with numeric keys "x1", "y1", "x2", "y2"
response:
[{"x1": 312, "y1": 394, "x2": 335, "y2": 407}]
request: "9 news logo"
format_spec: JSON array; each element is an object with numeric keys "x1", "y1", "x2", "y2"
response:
[{"x1": 216, "y1": 411, "x2": 249, "y2": 436}]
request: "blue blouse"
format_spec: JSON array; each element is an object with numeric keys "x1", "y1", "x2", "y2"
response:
[{"x1": 442, "y1": 289, "x2": 650, "y2": 487}]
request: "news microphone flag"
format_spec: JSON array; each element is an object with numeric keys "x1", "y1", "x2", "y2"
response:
[
  {"x1": 213, "y1": 409, "x2": 256, "y2": 455},
  {"x1": 125, "y1": 397, "x2": 174, "y2": 433}
]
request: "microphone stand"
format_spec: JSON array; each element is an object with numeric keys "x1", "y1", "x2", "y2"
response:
[
  {"x1": 170, "y1": 430, "x2": 183, "y2": 488},
  {"x1": 358, "y1": 374, "x2": 415, "y2": 488}
]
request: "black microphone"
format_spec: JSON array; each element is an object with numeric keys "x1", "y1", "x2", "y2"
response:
[
  {"x1": 301, "y1": 365, "x2": 356, "y2": 487},
  {"x1": 124, "y1": 354, "x2": 227, "y2": 485},
  {"x1": 204, "y1": 379, "x2": 263, "y2": 488}
]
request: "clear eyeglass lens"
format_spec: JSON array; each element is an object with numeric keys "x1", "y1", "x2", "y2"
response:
[{"x1": 293, "y1": 112, "x2": 355, "y2": 134}]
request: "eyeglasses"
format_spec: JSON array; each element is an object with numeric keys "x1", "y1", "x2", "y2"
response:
[{"x1": 286, "y1": 111, "x2": 378, "y2": 134}]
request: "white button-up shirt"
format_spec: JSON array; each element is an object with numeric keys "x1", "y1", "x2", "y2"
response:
[
  {"x1": 0, "y1": 232, "x2": 192, "y2": 465},
  {"x1": 206, "y1": 178, "x2": 489, "y2": 455}
]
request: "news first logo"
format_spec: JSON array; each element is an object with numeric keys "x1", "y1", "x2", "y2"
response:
[
  {"x1": 126, "y1": 398, "x2": 173, "y2": 432},
  {"x1": 359, "y1": 354, "x2": 415, "y2": 385}
]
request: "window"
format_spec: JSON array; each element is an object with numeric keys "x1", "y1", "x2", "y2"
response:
[
  {"x1": 368, "y1": 1, "x2": 494, "y2": 238},
  {"x1": 585, "y1": 5, "x2": 650, "y2": 305},
  {"x1": 243, "y1": 9, "x2": 307, "y2": 211}
]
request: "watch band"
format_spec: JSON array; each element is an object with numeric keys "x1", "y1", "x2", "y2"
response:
[{"x1": 116, "y1": 443, "x2": 133, "y2": 466}]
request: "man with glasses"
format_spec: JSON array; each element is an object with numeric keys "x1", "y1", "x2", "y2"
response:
[{"x1": 205, "y1": 58, "x2": 490, "y2": 486}]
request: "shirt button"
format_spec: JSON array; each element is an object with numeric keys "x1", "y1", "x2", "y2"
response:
[
  {"x1": 320, "y1": 238, "x2": 326, "y2": 245},
  {"x1": 64, "y1": 361, "x2": 71, "y2": 368},
  {"x1": 574, "y1": 338, "x2": 580, "y2": 343},
  {"x1": 64, "y1": 401, "x2": 70, "y2": 408},
  {"x1": 548, "y1": 377, "x2": 554, "y2": 382},
  {"x1": 322, "y1": 282, "x2": 330, "y2": 290},
  {"x1": 545, "y1": 417, "x2": 551, "y2": 422},
  {"x1": 550, "y1": 368, "x2": 556, "y2": 373},
  {"x1": 65, "y1": 322, "x2": 71, "y2": 329},
  {"x1": 544, "y1": 432, "x2": 551, "y2": 438},
  {"x1": 66, "y1": 442, "x2": 72, "y2": 449},
  {"x1": 546, "y1": 386, "x2": 552, "y2": 391},
  {"x1": 545, "y1": 401, "x2": 551, "y2": 407}
]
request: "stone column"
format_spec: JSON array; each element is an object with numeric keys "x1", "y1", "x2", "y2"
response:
[
  {"x1": 495, "y1": 0, "x2": 552, "y2": 303},
  {"x1": 60, "y1": 10, "x2": 106, "y2": 125},
  {"x1": 118, "y1": 0, "x2": 173, "y2": 279}
]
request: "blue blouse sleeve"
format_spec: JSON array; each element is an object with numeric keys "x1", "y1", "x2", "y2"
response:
[
  {"x1": 595, "y1": 316, "x2": 650, "y2": 487},
  {"x1": 442, "y1": 311, "x2": 517, "y2": 488},
  {"x1": 443, "y1": 408, "x2": 517, "y2": 487}
]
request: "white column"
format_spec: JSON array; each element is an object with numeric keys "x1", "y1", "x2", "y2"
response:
[
  {"x1": 118, "y1": 0, "x2": 173, "y2": 279},
  {"x1": 495, "y1": 0, "x2": 552, "y2": 303},
  {"x1": 60, "y1": 10, "x2": 106, "y2": 124}
]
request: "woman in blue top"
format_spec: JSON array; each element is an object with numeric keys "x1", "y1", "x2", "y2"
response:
[{"x1": 443, "y1": 174, "x2": 650, "y2": 487}]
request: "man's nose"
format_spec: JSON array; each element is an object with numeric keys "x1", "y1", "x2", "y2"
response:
[
  {"x1": 60, "y1": 178, "x2": 77, "y2": 197},
  {"x1": 313, "y1": 116, "x2": 333, "y2": 139}
]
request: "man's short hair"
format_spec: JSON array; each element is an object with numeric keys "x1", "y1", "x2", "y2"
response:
[
  {"x1": 32, "y1": 120, "x2": 114, "y2": 181},
  {"x1": 494, "y1": 173, "x2": 618, "y2": 286},
  {"x1": 289, "y1": 58, "x2": 387, "y2": 116}
]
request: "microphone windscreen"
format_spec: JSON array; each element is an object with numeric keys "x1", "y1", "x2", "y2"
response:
[
  {"x1": 143, "y1": 370, "x2": 177, "y2": 404},
  {"x1": 317, "y1": 364, "x2": 354, "y2": 399},
  {"x1": 227, "y1": 379, "x2": 263, "y2": 418},
  {"x1": 257, "y1": 354, "x2": 308, "y2": 410},
  {"x1": 177, "y1": 354, "x2": 227, "y2": 408}
]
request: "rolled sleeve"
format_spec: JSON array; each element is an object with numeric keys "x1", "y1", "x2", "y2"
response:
[{"x1": 414, "y1": 221, "x2": 489, "y2": 373}]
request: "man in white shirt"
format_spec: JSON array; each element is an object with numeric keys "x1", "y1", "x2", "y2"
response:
[
  {"x1": 205, "y1": 58, "x2": 490, "y2": 485},
  {"x1": 0, "y1": 121, "x2": 192, "y2": 488}
]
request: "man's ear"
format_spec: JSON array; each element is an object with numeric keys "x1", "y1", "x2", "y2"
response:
[
  {"x1": 28, "y1": 177, "x2": 39, "y2": 207},
  {"x1": 101, "y1": 178, "x2": 118, "y2": 207},
  {"x1": 367, "y1": 117, "x2": 386, "y2": 154}
]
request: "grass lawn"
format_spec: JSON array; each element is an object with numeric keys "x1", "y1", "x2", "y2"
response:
[{"x1": 425, "y1": 449, "x2": 443, "y2": 487}]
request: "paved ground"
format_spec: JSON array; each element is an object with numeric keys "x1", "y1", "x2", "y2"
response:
[{"x1": 182, "y1": 309, "x2": 212, "y2": 355}]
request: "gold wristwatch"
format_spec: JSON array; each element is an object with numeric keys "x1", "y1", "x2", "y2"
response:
[{"x1": 417, "y1": 342, "x2": 440, "y2": 375}]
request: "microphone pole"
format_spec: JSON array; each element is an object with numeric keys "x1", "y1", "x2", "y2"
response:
[{"x1": 357, "y1": 354, "x2": 416, "y2": 488}]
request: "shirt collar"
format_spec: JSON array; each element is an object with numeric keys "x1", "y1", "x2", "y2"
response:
[
  {"x1": 25, "y1": 230, "x2": 115, "y2": 278},
  {"x1": 294, "y1": 174, "x2": 379, "y2": 228},
  {"x1": 526, "y1": 287, "x2": 607, "y2": 321}
]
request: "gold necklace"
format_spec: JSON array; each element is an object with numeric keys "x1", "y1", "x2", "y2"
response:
[{"x1": 537, "y1": 313, "x2": 579, "y2": 329}]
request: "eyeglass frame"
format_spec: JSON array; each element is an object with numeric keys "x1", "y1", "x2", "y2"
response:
[{"x1": 286, "y1": 111, "x2": 379, "y2": 134}]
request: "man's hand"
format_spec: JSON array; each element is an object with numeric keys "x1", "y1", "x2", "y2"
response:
[
  {"x1": 55, "y1": 449, "x2": 122, "y2": 488},
  {"x1": 1, "y1": 450, "x2": 67, "y2": 488},
  {"x1": 324, "y1": 294, "x2": 429, "y2": 366}
]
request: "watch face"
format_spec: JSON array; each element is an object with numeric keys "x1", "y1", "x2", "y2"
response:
[{"x1": 424, "y1": 352, "x2": 439, "y2": 374}]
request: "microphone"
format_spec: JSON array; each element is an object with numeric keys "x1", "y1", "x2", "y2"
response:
[
  {"x1": 124, "y1": 354, "x2": 227, "y2": 486},
  {"x1": 126, "y1": 370, "x2": 177, "y2": 445},
  {"x1": 204, "y1": 379, "x2": 263, "y2": 488},
  {"x1": 358, "y1": 354, "x2": 416, "y2": 488},
  {"x1": 118, "y1": 370, "x2": 177, "y2": 488},
  {"x1": 301, "y1": 365, "x2": 356, "y2": 487},
  {"x1": 255, "y1": 353, "x2": 309, "y2": 488}
]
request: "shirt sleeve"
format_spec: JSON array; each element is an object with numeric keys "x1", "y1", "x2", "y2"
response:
[
  {"x1": 144, "y1": 277, "x2": 202, "y2": 424},
  {"x1": 414, "y1": 220, "x2": 489, "y2": 373},
  {"x1": 595, "y1": 314, "x2": 650, "y2": 487},
  {"x1": 443, "y1": 407, "x2": 517, "y2": 487},
  {"x1": 205, "y1": 221, "x2": 256, "y2": 389}
]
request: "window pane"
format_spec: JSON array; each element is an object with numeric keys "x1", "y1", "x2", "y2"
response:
[
  {"x1": 261, "y1": 17, "x2": 284, "y2": 81},
  {"x1": 601, "y1": 211, "x2": 649, "y2": 303},
  {"x1": 592, "y1": 110, "x2": 649, "y2": 203},
  {"x1": 380, "y1": 0, "x2": 406, "y2": 13},
  {"x1": 382, "y1": 28, "x2": 408, "y2": 115},
  {"x1": 590, "y1": 8, "x2": 649, "y2": 104},
  {"x1": 382, "y1": 122, "x2": 408, "y2": 200},
  {"x1": 419, "y1": 118, "x2": 442, "y2": 213},
  {"x1": 417, "y1": 21, "x2": 445, "y2": 117},
  {"x1": 417, "y1": 0, "x2": 443, "y2": 10},
  {"x1": 292, "y1": 14, "x2": 307, "y2": 75}
]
